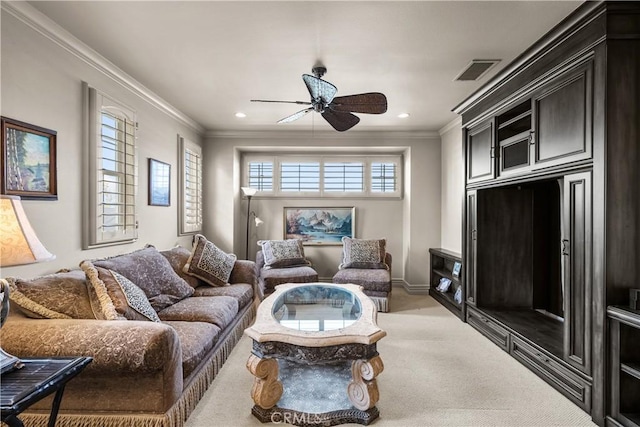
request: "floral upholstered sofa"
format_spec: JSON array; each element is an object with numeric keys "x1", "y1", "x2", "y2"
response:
[{"x1": 0, "y1": 235, "x2": 258, "y2": 427}]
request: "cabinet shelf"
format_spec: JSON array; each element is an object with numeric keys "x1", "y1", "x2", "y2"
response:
[
  {"x1": 498, "y1": 110, "x2": 532, "y2": 130},
  {"x1": 429, "y1": 248, "x2": 463, "y2": 320},
  {"x1": 621, "y1": 362, "x2": 640, "y2": 381}
]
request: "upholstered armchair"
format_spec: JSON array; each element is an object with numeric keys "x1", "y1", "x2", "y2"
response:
[
  {"x1": 332, "y1": 238, "x2": 392, "y2": 312},
  {"x1": 255, "y1": 239, "x2": 318, "y2": 299}
]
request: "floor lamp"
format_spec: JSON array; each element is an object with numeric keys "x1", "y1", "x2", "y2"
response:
[
  {"x1": 241, "y1": 187, "x2": 263, "y2": 260},
  {"x1": 1, "y1": 195, "x2": 56, "y2": 373}
]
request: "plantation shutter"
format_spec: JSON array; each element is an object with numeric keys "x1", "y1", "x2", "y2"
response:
[
  {"x1": 179, "y1": 136, "x2": 203, "y2": 234},
  {"x1": 86, "y1": 85, "x2": 138, "y2": 248}
]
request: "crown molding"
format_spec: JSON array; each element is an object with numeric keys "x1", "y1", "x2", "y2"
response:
[
  {"x1": 2, "y1": 1, "x2": 204, "y2": 135},
  {"x1": 438, "y1": 116, "x2": 462, "y2": 136},
  {"x1": 205, "y1": 129, "x2": 440, "y2": 140}
]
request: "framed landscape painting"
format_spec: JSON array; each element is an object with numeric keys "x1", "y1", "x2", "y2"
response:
[
  {"x1": 148, "y1": 158, "x2": 171, "y2": 206},
  {"x1": 1, "y1": 117, "x2": 57, "y2": 200},
  {"x1": 284, "y1": 207, "x2": 355, "y2": 245}
]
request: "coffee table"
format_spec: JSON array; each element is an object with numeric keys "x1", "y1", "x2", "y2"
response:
[{"x1": 244, "y1": 283, "x2": 386, "y2": 426}]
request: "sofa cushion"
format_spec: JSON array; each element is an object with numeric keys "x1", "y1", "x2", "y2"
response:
[
  {"x1": 81, "y1": 262, "x2": 161, "y2": 322},
  {"x1": 258, "y1": 239, "x2": 310, "y2": 269},
  {"x1": 6, "y1": 270, "x2": 96, "y2": 320},
  {"x1": 260, "y1": 265, "x2": 318, "y2": 292},
  {"x1": 339, "y1": 237, "x2": 388, "y2": 270},
  {"x1": 157, "y1": 296, "x2": 238, "y2": 330},
  {"x1": 184, "y1": 235, "x2": 236, "y2": 287},
  {"x1": 332, "y1": 268, "x2": 392, "y2": 293},
  {"x1": 192, "y1": 283, "x2": 253, "y2": 309},
  {"x1": 163, "y1": 321, "x2": 221, "y2": 379},
  {"x1": 160, "y1": 246, "x2": 203, "y2": 288},
  {"x1": 83, "y1": 246, "x2": 194, "y2": 312}
]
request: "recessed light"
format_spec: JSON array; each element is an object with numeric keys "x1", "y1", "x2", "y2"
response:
[
  {"x1": 235, "y1": 112, "x2": 247, "y2": 118},
  {"x1": 398, "y1": 113, "x2": 410, "y2": 119}
]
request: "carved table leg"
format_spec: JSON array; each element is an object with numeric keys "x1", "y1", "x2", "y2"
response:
[
  {"x1": 246, "y1": 354, "x2": 283, "y2": 409},
  {"x1": 347, "y1": 355, "x2": 384, "y2": 411}
]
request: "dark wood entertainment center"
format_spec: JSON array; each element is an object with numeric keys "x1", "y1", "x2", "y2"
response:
[{"x1": 452, "y1": 2, "x2": 640, "y2": 426}]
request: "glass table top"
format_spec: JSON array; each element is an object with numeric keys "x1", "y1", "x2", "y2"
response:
[{"x1": 271, "y1": 285, "x2": 362, "y2": 332}]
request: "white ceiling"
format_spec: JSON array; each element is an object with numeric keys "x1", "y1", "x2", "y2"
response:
[{"x1": 29, "y1": 1, "x2": 582, "y2": 134}]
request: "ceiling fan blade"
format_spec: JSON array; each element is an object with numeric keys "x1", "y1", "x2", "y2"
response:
[
  {"x1": 251, "y1": 99, "x2": 311, "y2": 105},
  {"x1": 329, "y1": 93, "x2": 388, "y2": 114},
  {"x1": 277, "y1": 108, "x2": 313, "y2": 124},
  {"x1": 321, "y1": 109, "x2": 360, "y2": 132},
  {"x1": 302, "y1": 74, "x2": 337, "y2": 104}
]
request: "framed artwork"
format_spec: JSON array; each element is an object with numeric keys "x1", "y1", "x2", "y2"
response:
[
  {"x1": 284, "y1": 207, "x2": 355, "y2": 245},
  {"x1": 452, "y1": 261, "x2": 462, "y2": 278},
  {"x1": 1, "y1": 117, "x2": 57, "y2": 200},
  {"x1": 148, "y1": 158, "x2": 170, "y2": 206}
]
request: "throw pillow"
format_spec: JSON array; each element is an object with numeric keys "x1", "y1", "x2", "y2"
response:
[
  {"x1": 81, "y1": 262, "x2": 160, "y2": 322},
  {"x1": 339, "y1": 237, "x2": 388, "y2": 270},
  {"x1": 258, "y1": 239, "x2": 309, "y2": 269},
  {"x1": 82, "y1": 246, "x2": 194, "y2": 312},
  {"x1": 6, "y1": 270, "x2": 96, "y2": 319},
  {"x1": 183, "y1": 234, "x2": 236, "y2": 287},
  {"x1": 160, "y1": 246, "x2": 203, "y2": 288}
]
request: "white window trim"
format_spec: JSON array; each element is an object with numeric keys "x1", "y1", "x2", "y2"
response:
[
  {"x1": 243, "y1": 153, "x2": 403, "y2": 198},
  {"x1": 84, "y1": 82, "x2": 138, "y2": 249},
  {"x1": 178, "y1": 135, "x2": 203, "y2": 235}
]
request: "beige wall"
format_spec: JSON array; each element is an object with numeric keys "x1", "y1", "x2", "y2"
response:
[
  {"x1": 203, "y1": 132, "x2": 441, "y2": 288},
  {"x1": 439, "y1": 119, "x2": 463, "y2": 254},
  {"x1": 1, "y1": 4, "x2": 451, "y2": 290},
  {"x1": 1, "y1": 8, "x2": 201, "y2": 279}
]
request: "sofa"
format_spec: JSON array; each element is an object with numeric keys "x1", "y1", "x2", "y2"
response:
[{"x1": 0, "y1": 238, "x2": 259, "y2": 427}]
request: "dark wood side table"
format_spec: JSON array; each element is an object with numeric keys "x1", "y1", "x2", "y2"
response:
[{"x1": 1, "y1": 357, "x2": 92, "y2": 427}]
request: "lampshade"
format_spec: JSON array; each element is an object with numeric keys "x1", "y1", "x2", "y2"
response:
[
  {"x1": 0, "y1": 195, "x2": 55, "y2": 267},
  {"x1": 241, "y1": 187, "x2": 258, "y2": 197}
]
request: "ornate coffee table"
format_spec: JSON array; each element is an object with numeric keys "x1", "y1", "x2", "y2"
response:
[{"x1": 244, "y1": 283, "x2": 386, "y2": 426}]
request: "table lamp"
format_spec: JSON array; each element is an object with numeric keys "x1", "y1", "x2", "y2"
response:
[{"x1": 1, "y1": 195, "x2": 55, "y2": 373}]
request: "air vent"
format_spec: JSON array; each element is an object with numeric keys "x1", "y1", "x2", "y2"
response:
[{"x1": 455, "y1": 59, "x2": 501, "y2": 81}]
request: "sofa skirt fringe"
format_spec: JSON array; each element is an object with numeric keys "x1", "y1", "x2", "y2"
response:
[{"x1": 12, "y1": 303, "x2": 257, "y2": 427}]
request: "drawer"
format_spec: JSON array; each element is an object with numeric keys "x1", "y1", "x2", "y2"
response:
[
  {"x1": 510, "y1": 336, "x2": 591, "y2": 412},
  {"x1": 466, "y1": 306, "x2": 510, "y2": 352}
]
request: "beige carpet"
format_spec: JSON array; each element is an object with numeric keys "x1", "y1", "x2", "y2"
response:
[{"x1": 186, "y1": 288, "x2": 597, "y2": 427}]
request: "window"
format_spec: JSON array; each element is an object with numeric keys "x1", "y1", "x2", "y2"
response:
[
  {"x1": 371, "y1": 162, "x2": 397, "y2": 193},
  {"x1": 243, "y1": 154, "x2": 402, "y2": 198},
  {"x1": 280, "y1": 161, "x2": 320, "y2": 192},
  {"x1": 178, "y1": 135, "x2": 203, "y2": 235},
  {"x1": 85, "y1": 84, "x2": 138, "y2": 248},
  {"x1": 324, "y1": 162, "x2": 364, "y2": 192},
  {"x1": 248, "y1": 161, "x2": 273, "y2": 191}
]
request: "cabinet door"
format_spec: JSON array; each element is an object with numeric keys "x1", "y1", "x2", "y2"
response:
[
  {"x1": 563, "y1": 171, "x2": 592, "y2": 374},
  {"x1": 532, "y1": 59, "x2": 593, "y2": 170},
  {"x1": 465, "y1": 190, "x2": 477, "y2": 305},
  {"x1": 466, "y1": 121, "x2": 495, "y2": 184}
]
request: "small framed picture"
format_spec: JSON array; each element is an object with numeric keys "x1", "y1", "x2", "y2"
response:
[
  {"x1": 452, "y1": 261, "x2": 462, "y2": 278},
  {"x1": 437, "y1": 277, "x2": 452, "y2": 292},
  {"x1": 1, "y1": 117, "x2": 57, "y2": 200},
  {"x1": 148, "y1": 158, "x2": 170, "y2": 206}
]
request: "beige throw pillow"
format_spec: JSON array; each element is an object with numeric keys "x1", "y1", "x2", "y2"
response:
[
  {"x1": 7, "y1": 270, "x2": 97, "y2": 319},
  {"x1": 339, "y1": 237, "x2": 388, "y2": 270},
  {"x1": 184, "y1": 235, "x2": 236, "y2": 287},
  {"x1": 258, "y1": 239, "x2": 309, "y2": 269}
]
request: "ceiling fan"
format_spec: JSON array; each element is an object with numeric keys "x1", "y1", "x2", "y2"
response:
[{"x1": 251, "y1": 65, "x2": 387, "y2": 132}]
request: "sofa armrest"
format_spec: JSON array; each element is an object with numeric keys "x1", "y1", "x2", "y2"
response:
[
  {"x1": 229, "y1": 259, "x2": 263, "y2": 300},
  {"x1": 0, "y1": 315, "x2": 184, "y2": 413},
  {"x1": 385, "y1": 252, "x2": 392, "y2": 276},
  {"x1": 1, "y1": 316, "x2": 181, "y2": 375}
]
